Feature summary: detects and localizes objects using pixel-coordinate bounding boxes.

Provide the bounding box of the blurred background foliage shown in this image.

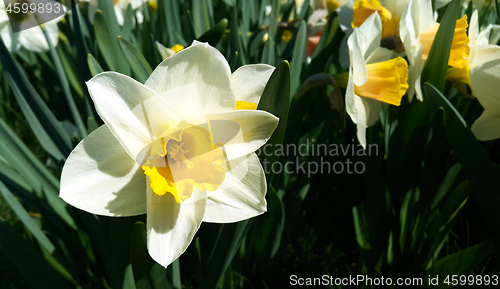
[1,0,500,288]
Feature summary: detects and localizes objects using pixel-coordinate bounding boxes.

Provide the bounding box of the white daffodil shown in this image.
[338,0,409,68]
[444,10,500,140]
[0,0,60,52]
[400,0,469,102]
[60,41,279,267]
[343,12,408,147]
[83,0,147,25]
[156,42,184,60]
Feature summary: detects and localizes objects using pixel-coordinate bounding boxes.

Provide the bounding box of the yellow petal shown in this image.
[354,57,409,106]
[236,101,258,110]
[420,15,470,69]
[446,65,472,92]
[327,0,341,13]
[352,0,398,38]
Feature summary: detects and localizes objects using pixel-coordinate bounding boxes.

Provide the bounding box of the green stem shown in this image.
[42,25,87,139]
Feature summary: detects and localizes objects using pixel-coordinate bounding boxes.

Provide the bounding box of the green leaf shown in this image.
[197,18,228,46]
[88,53,104,77]
[171,259,181,289]
[0,118,76,230]
[42,27,87,139]
[246,185,285,267]
[312,12,338,58]
[0,181,55,253]
[192,0,211,37]
[0,181,77,284]
[229,6,246,67]
[261,37,275,66]
[424,83,500,258]
[0,38,72,157]
[131,222,155,283]
[123,264,137,289]
[94,10,130,74]
[268,0,281,39]
[290,20,307,99]
[203,220,254,289]
[0,218,71,289]
[257,61,291,183]
[118,36,153,83]
[122,4,134,41]
[4,74,65,161]
[430,239,494,287]
[421,0,461,92]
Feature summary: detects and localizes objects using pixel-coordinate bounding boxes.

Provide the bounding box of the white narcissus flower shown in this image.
[83,0,147,25]
[400,0,469,102]
[0,0,60,52]
[445,10,500,141]
[60,41,279,267]
[156,42,185,60]
[344,12,409,148]
[338,0,409,68]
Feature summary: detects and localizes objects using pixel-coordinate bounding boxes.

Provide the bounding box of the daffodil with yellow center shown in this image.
[338,0,408,68]
[156,43,187,60]
[445,10,500,141]
[399,0,470,101]
[60,41,279,268]
[0,0,61,52]
[344,12,409,148]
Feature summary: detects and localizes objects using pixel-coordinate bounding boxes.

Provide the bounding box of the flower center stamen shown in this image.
[166,141,194,168]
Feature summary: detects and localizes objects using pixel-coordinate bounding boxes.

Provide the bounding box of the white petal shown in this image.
[364,98,382,127]
[348,13,382,86]
[60,125,147,216]
[470,59,500,114]
[230,64,275,104]
[418,0,434,33]
[469,45,500,68]
[471,111,500,141]
[114,5,124,26]
[147,185,207,268]
[0,23,21,52]
[203,110,279,161]
[86,72,178,164]
[18,26,49,52]
[399,2,424,102]
[348,29,368,86]
[203,153,267,223]
[145,42,235,115]
[345,67,369,148]
[129,0,146,9]
[381,0,410,19]
[156,41,175,60]
[356,12,382,60]
[365,47,395,64]
[469,10,479,46]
